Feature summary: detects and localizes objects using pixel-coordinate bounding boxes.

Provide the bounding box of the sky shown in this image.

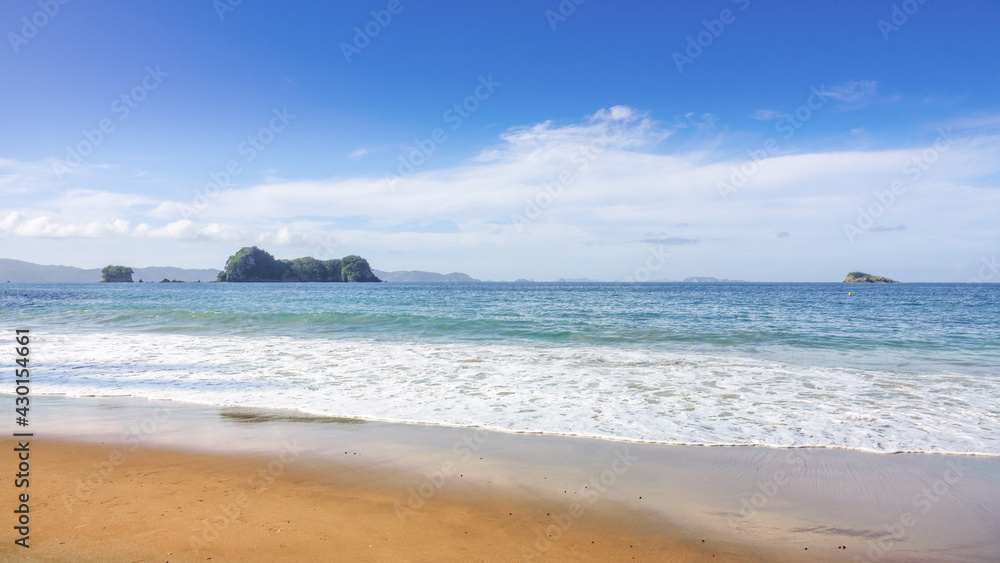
[1,0,998,282]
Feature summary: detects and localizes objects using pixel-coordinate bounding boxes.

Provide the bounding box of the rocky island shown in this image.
[843,271,899,283]
[100,265,134,283]
[216,246,381,283]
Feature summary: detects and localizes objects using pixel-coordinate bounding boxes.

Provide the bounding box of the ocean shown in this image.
[4,282,998,454]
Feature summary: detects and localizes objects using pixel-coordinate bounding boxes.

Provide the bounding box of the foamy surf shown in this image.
[32,331,1000,455]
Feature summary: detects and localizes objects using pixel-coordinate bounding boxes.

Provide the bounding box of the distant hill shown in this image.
[0,259,220,283]
[683,276,748,282]
[1,257,477,284]
[372,269,479,282]
[0,259,96,283]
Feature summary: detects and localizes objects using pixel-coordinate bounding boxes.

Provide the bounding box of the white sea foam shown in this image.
[33,331,1000,455]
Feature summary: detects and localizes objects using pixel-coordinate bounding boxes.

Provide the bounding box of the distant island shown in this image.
[216,247,380,282]
[372,269,479,283]
[101,265,134,283]
[843,271,899,283]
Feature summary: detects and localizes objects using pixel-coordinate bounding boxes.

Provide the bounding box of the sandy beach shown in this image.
[2,395,998,562]
[6,0,1000,560]
[3,439,748,563]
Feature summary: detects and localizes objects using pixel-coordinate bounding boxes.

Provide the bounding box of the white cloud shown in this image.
[486,105,663,157]
[116,115,996,267]
[3,107,999,280]
[0,211,24,231]
[5,216,133,239]
[592,105,639,121]
[0,213,326,247]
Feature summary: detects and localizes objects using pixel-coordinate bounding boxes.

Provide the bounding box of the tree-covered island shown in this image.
[100,265,134,283]
[216,246,381,283]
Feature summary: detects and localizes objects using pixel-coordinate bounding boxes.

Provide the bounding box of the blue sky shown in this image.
[1,0,998,281]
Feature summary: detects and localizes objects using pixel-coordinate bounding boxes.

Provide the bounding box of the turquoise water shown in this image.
[6,282,998,372]
[3,282,998,453]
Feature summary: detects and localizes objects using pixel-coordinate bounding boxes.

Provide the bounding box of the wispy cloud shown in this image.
[942,113,1000,132]
[820,80,878,111]
[348,147,373,161]
[679,112,718,130]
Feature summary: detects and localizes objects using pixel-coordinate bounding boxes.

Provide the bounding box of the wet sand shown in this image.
[2,395,998,562]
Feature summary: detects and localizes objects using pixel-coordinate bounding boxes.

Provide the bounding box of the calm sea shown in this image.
[4,282,998,454]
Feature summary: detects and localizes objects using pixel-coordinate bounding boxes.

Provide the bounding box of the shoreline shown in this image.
[3,395,998,561]
[19,392,1000,458]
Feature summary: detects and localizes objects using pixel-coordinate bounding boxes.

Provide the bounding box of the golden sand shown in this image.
[1,439,753,562]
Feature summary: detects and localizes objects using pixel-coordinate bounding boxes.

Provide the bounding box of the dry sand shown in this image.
[2,439,749,562]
